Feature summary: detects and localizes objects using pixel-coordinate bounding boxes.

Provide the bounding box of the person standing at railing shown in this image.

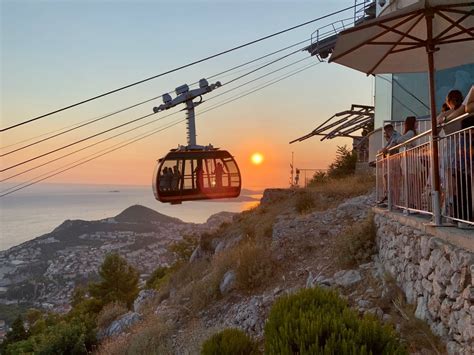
[377,124,401,204]
[437,90,465,127]
[394,116,418,209]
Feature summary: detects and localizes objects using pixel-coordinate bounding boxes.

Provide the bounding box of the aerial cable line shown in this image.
[1,55,313,181]
[0,96,161,157]
[1,47,308,171]
[0,110,181,183]
[1,40,309,155]
[0,61,319,198]
[0,4,355,132]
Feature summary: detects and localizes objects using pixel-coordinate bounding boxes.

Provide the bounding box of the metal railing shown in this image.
[376,113,474,226]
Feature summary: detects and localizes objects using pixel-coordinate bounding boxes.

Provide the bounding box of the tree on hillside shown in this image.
[0,316,29,353]
[89,253,139,309]
[327,145,357,178]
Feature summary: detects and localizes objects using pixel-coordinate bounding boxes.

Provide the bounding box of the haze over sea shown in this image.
[0,183,261,251]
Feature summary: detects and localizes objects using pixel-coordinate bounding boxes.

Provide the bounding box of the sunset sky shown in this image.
[1,0,372,190]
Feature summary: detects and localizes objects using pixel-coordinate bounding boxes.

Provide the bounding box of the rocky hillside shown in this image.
[0,206,235,311]
[97,179,447,354]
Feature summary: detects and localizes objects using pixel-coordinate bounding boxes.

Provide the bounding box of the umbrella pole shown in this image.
[426,12,442,226]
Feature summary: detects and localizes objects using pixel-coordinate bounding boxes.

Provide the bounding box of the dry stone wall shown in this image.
[374,212,473,355]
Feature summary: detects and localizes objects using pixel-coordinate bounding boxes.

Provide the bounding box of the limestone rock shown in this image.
[104,311,141,338]
[133,289,158,313]
[220,270,236,295]
[333,270,362,287]
[415,296,428,320]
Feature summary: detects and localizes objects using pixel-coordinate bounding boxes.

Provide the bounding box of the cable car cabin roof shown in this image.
[158,149,235,161]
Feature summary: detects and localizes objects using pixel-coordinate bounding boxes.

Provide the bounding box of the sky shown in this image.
[1,0,373,190]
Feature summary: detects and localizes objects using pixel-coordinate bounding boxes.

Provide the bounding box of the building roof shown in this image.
[290,104,374,144]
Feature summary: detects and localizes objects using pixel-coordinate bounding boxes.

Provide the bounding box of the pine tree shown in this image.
[89,253,139,309]
[0,315,29,353]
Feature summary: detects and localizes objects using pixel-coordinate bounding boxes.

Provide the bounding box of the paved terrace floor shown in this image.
[373,207,474,253]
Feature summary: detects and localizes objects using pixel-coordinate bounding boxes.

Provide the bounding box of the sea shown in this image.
[0,183,262,251]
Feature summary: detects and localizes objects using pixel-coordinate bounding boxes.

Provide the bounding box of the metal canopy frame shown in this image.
[289,104,374,144]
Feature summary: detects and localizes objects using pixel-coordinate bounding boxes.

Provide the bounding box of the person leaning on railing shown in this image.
[436,87,474,223]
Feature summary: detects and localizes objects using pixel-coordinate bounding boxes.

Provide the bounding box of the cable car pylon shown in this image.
[152,79,241,204]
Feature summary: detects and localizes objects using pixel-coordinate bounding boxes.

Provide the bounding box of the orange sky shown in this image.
[1,1,372,191]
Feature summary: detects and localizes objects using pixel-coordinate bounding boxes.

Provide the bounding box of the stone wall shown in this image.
[374,210,473,355]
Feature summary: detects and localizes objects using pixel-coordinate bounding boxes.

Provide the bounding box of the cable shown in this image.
[0,96,161,157]
[1,47,308,172]
[0,110,181,183]
[1,55,313,181]
[1,38,310,152]
[0,60,319,197]
[0,4,355,132]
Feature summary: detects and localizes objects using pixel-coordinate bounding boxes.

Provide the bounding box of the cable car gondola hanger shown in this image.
[152,79,242,204]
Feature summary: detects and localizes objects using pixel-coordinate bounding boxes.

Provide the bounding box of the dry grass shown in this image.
[335,212,377,268]
[371,274,446,354]
[307,173,375,203]
[96,315,173,355]
[97,302,128,331]
[294,191,316,214]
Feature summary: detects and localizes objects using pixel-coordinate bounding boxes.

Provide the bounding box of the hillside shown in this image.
[96,176,445,354]
[0,205,234,311]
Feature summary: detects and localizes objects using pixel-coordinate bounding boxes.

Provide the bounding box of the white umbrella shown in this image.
[329,0,474,224]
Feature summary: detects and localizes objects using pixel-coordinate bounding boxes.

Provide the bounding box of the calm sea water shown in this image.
[0,184,261,251]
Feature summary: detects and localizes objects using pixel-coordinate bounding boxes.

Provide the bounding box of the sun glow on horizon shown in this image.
[250,152,264,165]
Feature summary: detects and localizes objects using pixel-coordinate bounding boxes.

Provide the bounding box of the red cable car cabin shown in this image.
[153,149,241,204]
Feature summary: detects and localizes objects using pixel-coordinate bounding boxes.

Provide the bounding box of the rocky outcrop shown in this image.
[103,312,141,338]
[133,289,158,313]
[375,212,473,355]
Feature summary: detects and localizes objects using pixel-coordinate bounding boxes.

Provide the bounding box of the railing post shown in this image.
[387,155,392,211]
[403,148,409,213]
[430,136,442,225]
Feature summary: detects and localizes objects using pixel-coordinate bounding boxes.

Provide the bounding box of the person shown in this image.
[437,89,465,126]
[171,165,181,191]
[379,124,401,155]
[159,167,168,191]
[396,116,418,209]
[377,124,401,204]
[213,162,224,188]
[164,167,173,191]
[194,163,204,191]
[394,116,417,147]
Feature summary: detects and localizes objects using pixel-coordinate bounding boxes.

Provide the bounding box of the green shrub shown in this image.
[169,235,199,262]
[336,212,377,267]
[265,287,406,355]
[201,328,257,355]
[295,192,315,214]
[146,266,170,290]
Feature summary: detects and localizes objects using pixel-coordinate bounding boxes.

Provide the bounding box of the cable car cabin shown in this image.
[153,149,241,204]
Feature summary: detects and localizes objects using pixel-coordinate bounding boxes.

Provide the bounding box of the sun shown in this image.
[250,152,264,165]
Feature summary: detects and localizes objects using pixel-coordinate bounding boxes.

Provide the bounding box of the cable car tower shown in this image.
[152,79,242,204]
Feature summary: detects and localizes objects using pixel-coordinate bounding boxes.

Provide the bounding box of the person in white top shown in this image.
[394,116,417,148]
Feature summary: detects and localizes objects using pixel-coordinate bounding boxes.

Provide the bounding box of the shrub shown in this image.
[295,192,315,214]
[336,212,377,267]
[169,235,199,262]
[146,266,170,290]
[265,287,406,355]
[96,315,172,355]
[97,302,128,331]
[201,328,258,355]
